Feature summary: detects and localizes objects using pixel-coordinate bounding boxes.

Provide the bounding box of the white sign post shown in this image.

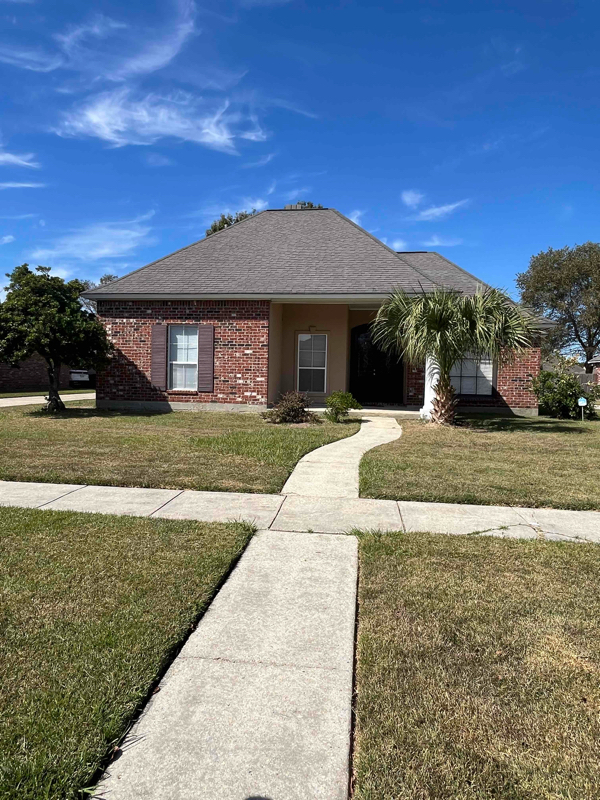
[578,396,588,421]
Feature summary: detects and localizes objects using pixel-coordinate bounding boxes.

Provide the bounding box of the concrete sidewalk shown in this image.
[0,392,95,408]
[94,530,357,799]
[1,480,598,541]
[281,415,401,498]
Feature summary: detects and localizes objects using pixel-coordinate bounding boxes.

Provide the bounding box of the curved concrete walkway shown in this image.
[0,392,96,408]
[281,415,401,498]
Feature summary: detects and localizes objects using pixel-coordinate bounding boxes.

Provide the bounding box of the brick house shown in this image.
[0,353,70,393]
[82,207,544,416]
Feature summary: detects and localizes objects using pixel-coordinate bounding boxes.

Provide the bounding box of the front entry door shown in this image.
[349,323,403,405]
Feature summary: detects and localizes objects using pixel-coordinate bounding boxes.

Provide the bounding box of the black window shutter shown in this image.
[197,325,214,393]
[151,325,168,390]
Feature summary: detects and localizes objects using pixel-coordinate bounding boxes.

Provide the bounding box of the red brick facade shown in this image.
[405,362,425,405]
[0,353,70,393]
[402,348,542,410]
[96,299,270,405]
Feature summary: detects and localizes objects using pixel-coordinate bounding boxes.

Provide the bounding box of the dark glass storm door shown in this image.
[349,323,403,405]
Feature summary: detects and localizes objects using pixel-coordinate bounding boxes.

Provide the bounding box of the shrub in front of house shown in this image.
[531,368,600,419]
[263,391,319,424]
[323,391,362,423]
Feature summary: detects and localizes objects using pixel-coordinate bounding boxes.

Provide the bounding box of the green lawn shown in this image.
[0,388,94,399]
[0,403,359,493]
[360,415,600,510]
[0,506,253,800]
[354,531,600,800]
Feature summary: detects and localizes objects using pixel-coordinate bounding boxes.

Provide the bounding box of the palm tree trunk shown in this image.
[430,373,458,425]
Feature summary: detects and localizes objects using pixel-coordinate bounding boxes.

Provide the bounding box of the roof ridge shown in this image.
[83,209,269,296]
[328,209,442,289]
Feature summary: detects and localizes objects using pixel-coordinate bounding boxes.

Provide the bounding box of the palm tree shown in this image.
[372,288,536,425]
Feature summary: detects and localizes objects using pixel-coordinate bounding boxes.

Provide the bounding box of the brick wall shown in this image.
[0,353,70,393]
[401,347,541,410]
[405,362,425,405]
[96,300,270,405]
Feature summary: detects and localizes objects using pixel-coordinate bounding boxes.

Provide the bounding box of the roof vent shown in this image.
[283,203,327,210]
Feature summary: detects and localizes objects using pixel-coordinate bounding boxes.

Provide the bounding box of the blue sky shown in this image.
[0,0,598,296]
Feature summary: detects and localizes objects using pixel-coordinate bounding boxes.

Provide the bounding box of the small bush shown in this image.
[323,391,362,423]
[263,391,319,424]
[531,368,600,419]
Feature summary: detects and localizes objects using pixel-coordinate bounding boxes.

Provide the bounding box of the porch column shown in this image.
[420,357,439,420]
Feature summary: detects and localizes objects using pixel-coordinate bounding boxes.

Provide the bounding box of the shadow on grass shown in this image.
[26,407,171,420]
[457,414,594,435]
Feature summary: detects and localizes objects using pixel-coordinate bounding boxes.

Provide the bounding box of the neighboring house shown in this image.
[0,353,70,393]
[589,356,600,384]
[82,206,544,416]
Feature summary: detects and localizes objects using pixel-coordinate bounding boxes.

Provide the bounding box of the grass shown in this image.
[0,388,94,399]
[0,403,359,494]
[0,506,253,800]
[353,530,600,800]
[360,415,600,510]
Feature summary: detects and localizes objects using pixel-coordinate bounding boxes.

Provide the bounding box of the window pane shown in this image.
[298,369,311,391]
[184,364,197,390]
[312,351,326,368]
[311,369,325,392]
[449,362,461,378]
[312,335,326,352]
[299,350,313,367]
[461,377,477,394]
[450,377,461,394]
[298,334,312,351]
[462,359,477,376]
[170,363,184,389]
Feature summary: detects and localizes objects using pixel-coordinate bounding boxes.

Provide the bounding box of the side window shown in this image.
[169,325,198,390]
[298,334,327,393]
[450,355,493,395]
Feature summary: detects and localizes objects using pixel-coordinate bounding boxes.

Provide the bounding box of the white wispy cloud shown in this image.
[31,211,155,261]
[421,234,463,247]
[241,196,268,211]
[55,89,266,153]
[0,182,46,189]
[2,1,196,82]
[242,152,275,168]
[53,1,196,82]
[0,149,40,168]
[0,44,63,72]
[282,186,311,202]
[347,209,364,225]
[392,238,408,250]
[1,235,15,244]
[0,213,36,219]
[144,152,175,167]
[409,199,469,221]
[266,180,276,195]
[401,189,424,208]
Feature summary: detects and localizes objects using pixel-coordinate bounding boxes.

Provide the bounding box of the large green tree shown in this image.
[205,209,257,237]
[516,242,600,372]
[0,265,113,412]
[372,288,536,425]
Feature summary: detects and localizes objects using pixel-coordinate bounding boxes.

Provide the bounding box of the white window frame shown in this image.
[297,333,328,394]
[168,325,199,391]
[450,354,495,396]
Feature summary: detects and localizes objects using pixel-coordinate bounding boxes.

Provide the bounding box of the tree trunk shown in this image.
[45,361,65,413]
[430,373,458,425]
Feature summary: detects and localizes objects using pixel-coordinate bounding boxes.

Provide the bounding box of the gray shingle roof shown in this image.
[82,209,482,298]
[395,251,490,294]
